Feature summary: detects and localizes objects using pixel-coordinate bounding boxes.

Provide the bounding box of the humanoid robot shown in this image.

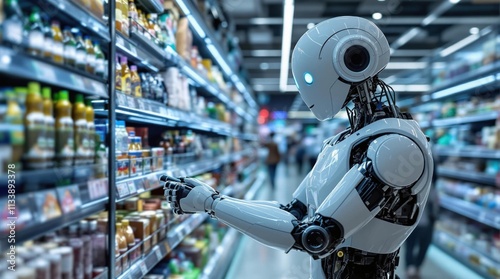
[163,16,433,279]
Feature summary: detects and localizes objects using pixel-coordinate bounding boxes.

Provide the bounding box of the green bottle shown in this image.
[63,27,77,67]
[26,7,44,56]
[93,41,105,78]
[55,90,74,166]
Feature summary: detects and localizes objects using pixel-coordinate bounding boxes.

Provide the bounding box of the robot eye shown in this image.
[344,45,370,72]
[304,72,314,85]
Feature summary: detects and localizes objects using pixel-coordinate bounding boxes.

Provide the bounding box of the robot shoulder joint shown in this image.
[367,134,425,188]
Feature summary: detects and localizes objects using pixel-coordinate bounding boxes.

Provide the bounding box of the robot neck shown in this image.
[345,77,402,133]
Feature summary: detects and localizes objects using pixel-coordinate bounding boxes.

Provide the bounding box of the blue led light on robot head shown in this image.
[304,72,313,85]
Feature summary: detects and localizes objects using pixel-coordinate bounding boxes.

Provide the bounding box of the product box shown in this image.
[151,147,165,171]
[127,218,151,254]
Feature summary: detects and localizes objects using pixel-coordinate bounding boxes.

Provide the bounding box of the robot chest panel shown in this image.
[305,141,351,211]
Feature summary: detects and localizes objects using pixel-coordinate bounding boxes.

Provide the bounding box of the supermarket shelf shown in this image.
[199,229,241,279]
[432,111,498,127]
[435,230,500,265]
[115,149,255,201]
[136,0,164,13]
[429,60,500,101]
[117,168,264,279]
[174,0,258,113]
[200,172,265,279]
[107,92,256,138]
[437,167,497,186]
[439,194,500,229]
[117,214,208,279]
[11,197,108,251]
[44,0,110,42]
[116,33,165,72]
[0,46,108,98]
[93,269,108,279]
[435,146,500,159]
[434,233,499,279]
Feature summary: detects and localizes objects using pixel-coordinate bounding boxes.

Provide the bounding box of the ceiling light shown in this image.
[378,0,385,1]
[372,12,383,20]
[306,22,315,29]
[279,0,295,92]
[440,33,480,57]
[260,63,270,70]
[469,27,479,35]
[449,0,460,3]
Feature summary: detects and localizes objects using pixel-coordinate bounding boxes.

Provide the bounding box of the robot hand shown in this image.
[161,176,219,215]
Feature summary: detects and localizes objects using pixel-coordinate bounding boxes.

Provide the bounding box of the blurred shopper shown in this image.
[405,154,439,279]
[263,132,281,190]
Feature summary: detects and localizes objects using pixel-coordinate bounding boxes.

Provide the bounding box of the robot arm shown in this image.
[163,134,424,259]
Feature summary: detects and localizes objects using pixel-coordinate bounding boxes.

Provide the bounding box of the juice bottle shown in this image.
[129,0,138,32]
[84,37,96,74]
[26,7,44,56]
[115,0,123,35]
[55,90,74,166]
[42,19,53,60]
[74,32,87,71]
[42,87,55,167]
[51,20,64,64]
[116,222,128,254]
[115,56,122,92]
[120,0,129,36]
[2,0,24,47]
[85,99,95,164]
[120,56,131,95]
[5,90,24,169]
[121,220,135,248]
[130,65,142,97]
[63,27,77,67]
[73,94,87,165]
[24,82,46,169]
[94,41,105,78]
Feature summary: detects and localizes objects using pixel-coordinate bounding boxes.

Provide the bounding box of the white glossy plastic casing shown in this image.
[291,16,390,120]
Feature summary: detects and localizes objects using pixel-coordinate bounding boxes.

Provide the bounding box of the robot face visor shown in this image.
[343,45,370,73]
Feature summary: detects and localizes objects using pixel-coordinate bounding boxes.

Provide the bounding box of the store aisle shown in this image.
[225,164,485,279]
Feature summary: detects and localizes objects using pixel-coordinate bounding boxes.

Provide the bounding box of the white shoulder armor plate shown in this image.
[367,134,425,187]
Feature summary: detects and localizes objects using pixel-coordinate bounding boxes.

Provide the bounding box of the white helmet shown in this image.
[291,16,390,121]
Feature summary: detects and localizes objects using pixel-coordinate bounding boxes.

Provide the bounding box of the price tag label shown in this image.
[154,246,163,260]
[159,107,167,115]
[139,262,148,275]
[33,61,57,82]
[138,99,146,111]
[116,36,125,48]
[164,242,171,253]
[127,96,136,108]
[127,181,137,194]
[70,74,84,88]
[116,182,130,197]
[129,45,138,57]
[117,93,126,106]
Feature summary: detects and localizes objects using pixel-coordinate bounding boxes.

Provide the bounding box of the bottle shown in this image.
[84,37,96,74]
[115,56,122,92]
[146,14,156,38]
[79,220,93,279]
[120,0,129,36]
[24,82,46,170]
[2,0,24,47]
[89,220,106,268]
[115,0,123,35]
[42,87,55,168]
[51,21,64,64]
[121,219,135,248]
[116,223,128,254]
[85,100,95,164]
[63,28,77,67]
[140,72,150,99]
[5,90,24,169]
[130,65,142,97]
[120,56,131,95]
[26,7,44,56]
[68,225,84,279]
[42,18,53,60]
[129,0,138,33]
[73,94,87,165]
[55,90,74,167]
[93,42,105,78]
[74,32,87,71]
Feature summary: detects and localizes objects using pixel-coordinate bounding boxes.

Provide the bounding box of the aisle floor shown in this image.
[225,164,485,279]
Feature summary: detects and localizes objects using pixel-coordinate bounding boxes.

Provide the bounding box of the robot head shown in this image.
[291,16,390,121]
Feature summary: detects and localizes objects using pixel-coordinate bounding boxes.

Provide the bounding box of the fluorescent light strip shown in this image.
[207,44,233,76]
[279,0,294,92]
[440,34,481,57]
[187,15,206,38]
[176,0,191,15]
[385,62,427,70]
[182,65,207,86]
[432,75,496,99]
[390,84,431,92]
[391,27,421,50]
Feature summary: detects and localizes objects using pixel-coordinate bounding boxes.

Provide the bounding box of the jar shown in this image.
[28,259,50,279]
[50,247,73,279]
[46,251,62,279]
